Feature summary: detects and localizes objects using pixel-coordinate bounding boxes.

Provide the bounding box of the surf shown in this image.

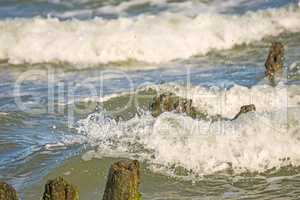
[0,5,300,66]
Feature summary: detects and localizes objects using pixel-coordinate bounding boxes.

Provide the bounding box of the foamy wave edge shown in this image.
[0,6,300,66]
[76,83,300,176]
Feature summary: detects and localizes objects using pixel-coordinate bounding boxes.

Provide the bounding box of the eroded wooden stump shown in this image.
[150,92,208,119]
[0,181,18,200]
[265,42,284,82]
[43,177,79,200]
[103,160,141,200]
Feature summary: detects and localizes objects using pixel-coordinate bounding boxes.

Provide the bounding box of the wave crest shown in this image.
[1,6,300,66]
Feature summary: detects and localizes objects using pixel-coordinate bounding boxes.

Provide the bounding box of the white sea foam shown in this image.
[76,83,300,176]
[148,83,300,118]
[0,6,300,66]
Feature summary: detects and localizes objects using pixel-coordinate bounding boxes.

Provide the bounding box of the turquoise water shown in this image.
[1,0,300,199]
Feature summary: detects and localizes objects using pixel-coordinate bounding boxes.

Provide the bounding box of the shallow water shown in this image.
[1,0,300,199]
[22,156,300,200]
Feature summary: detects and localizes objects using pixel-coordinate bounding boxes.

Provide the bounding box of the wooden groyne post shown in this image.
[0,181,18,200]
[265,42,284,83]
[103,160,141,200]
[1,159,141,200]
[42,177,79,200]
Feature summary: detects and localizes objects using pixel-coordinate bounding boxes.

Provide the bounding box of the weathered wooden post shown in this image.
[150,92,206,120]
[42,177,79,200]
[103,160,141,200]
[0,181,18,200]
[265,42,284,82]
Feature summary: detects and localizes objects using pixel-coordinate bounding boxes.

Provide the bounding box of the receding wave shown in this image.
[0,6,300,67]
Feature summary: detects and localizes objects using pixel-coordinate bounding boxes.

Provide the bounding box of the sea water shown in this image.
[1,0,300,199]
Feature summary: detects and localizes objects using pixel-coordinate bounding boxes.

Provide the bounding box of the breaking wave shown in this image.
[0,5,300,66]
[75,83,300,177]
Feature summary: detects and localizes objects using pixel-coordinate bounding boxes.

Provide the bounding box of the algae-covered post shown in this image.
[265,42,284,82]
[150,92,207,120]
[103,160,141,200]
[150,92,258,121]
[42,177,79,200]
[0,181,19,200]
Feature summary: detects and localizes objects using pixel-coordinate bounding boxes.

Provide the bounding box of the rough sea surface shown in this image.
[1,0,300,199]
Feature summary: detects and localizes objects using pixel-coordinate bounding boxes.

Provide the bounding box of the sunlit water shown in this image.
[1,0,300,199]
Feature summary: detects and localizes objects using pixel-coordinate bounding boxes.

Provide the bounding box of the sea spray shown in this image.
[76,83,300,177]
